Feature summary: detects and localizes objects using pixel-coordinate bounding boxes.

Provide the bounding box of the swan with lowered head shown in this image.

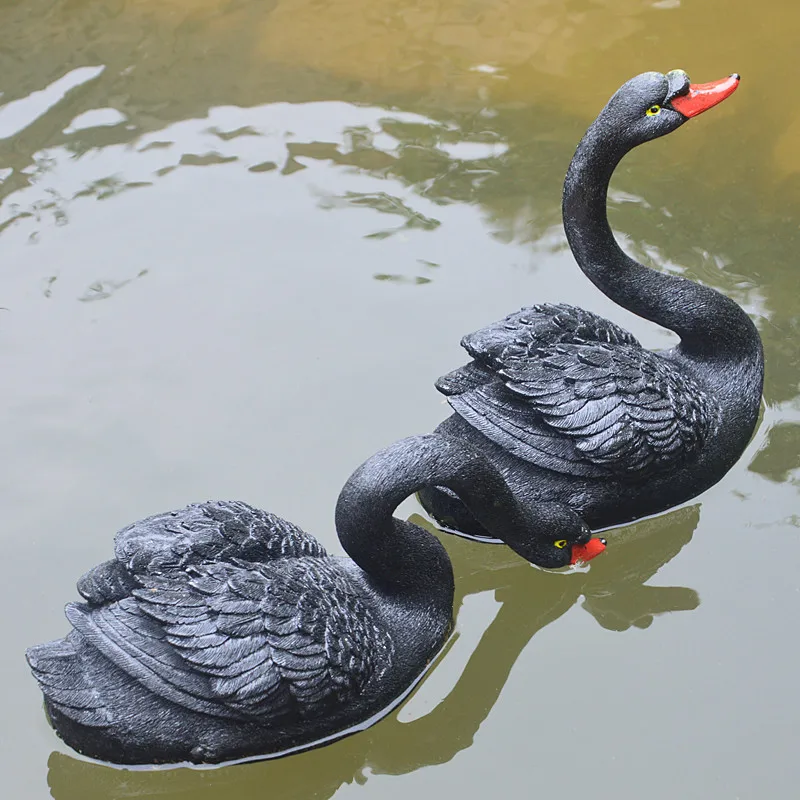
[26,434,605,766]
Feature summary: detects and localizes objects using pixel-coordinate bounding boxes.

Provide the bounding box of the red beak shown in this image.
[670,74,740,119]
[570,537,606,565]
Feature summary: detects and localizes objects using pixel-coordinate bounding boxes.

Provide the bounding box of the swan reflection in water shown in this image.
[45,503,699,800]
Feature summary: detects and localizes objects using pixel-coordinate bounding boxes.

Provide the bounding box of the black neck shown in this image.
[562,122,760,362]
[335,435,534,595]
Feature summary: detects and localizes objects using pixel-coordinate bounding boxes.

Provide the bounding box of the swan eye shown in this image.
[646,104,662,117]
[554,539,568,549]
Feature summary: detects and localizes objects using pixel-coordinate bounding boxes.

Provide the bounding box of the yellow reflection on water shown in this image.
[3,0,800,180]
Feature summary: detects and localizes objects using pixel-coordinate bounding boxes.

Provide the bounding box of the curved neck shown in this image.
[562,123,760,362]
[335,435,533,595]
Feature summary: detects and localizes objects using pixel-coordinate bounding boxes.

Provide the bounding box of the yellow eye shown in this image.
[646,105,662,116]
[554,539,568,549]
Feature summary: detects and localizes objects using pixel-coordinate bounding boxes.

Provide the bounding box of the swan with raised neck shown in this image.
[420,70,764,539]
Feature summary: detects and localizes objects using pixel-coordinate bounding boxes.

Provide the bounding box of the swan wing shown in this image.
[115,501,328,571]
[435,361,496,397]
[77,501,326,605]
[448,342,718,478]
[465,303,640,368]
[67,559,393,723]
[436,304,640,396]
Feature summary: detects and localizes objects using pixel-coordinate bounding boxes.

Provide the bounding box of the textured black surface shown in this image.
[77,501,326,605]
[28,434,592,765]
[446,339,717,478]
[422,71,764,535]
[71,559,392,722]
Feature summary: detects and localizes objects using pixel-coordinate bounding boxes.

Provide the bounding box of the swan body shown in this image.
[419,70,764,538]
[27,435,604,766]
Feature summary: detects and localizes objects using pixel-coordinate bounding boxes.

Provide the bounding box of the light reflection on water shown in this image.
[1,0,799,798]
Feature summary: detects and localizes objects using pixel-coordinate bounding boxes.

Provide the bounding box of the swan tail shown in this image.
[26,631,113,728]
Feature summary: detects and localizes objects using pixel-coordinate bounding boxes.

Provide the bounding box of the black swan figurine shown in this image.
[26,434,605,766]
[419,70,764,540]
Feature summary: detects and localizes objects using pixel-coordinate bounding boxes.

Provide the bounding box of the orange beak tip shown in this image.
[670,73,740,119]
[570,537,607,565]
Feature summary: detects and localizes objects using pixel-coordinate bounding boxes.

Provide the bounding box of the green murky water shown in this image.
[2,1,798,798]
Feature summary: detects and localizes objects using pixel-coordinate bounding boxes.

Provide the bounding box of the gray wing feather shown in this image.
[115,500,327,572]
[462,303,640,368]
[26,633,114,728]
[66,599,244,719]
[78,501,326,605]
[448,342,717,479]
[68,559,393,723]
[436,303,640,397]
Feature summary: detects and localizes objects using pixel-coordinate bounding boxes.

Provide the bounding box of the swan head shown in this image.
[505,502,606,569]
[594,70,740,150]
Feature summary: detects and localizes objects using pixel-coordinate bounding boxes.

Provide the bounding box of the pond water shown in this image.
[1,1,798,798]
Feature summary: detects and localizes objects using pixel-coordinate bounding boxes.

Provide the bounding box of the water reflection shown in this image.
[749,419,800,487]
[46,504,699,799]
[2,82,795,403]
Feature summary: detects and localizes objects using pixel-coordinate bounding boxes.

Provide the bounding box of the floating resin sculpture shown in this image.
[420,71,763,539]
[27,434,604,765]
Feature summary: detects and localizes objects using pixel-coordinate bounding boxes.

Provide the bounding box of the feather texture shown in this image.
[77,500,327,605]
[41,557,394,727]
[439,305,718,479]
[26,633,113,729]
[35,502,395,731]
